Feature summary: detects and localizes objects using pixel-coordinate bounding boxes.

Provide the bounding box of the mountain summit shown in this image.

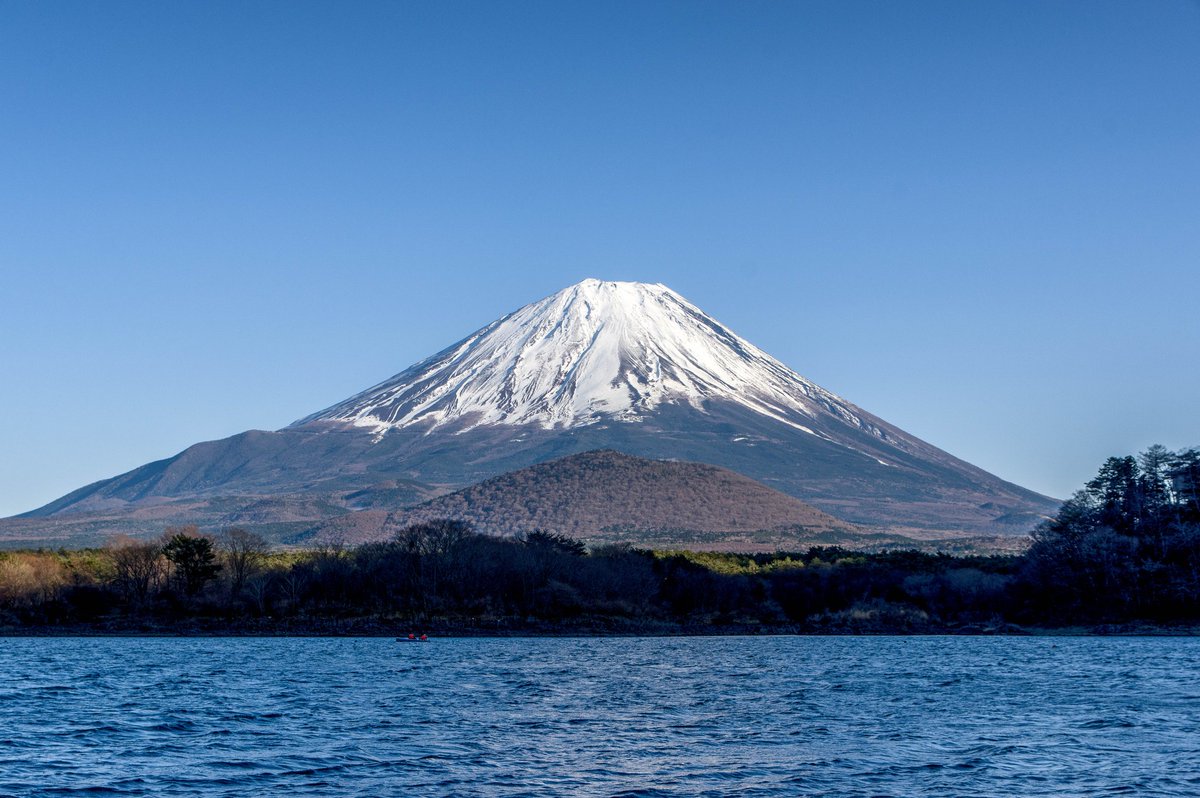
[10,278,1059,544]
[298,279,884,444]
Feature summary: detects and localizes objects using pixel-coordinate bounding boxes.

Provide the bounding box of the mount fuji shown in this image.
[7,279,1057,546]
[298,279,888,439]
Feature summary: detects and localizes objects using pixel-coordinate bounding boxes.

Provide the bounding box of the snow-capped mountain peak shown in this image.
[15,278,1060,540]
[295,278,884,440]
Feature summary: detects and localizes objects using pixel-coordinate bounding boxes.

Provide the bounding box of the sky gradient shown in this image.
[2,1,1199,517]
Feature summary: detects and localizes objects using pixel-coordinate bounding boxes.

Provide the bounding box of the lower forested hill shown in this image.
[375,450,861,549]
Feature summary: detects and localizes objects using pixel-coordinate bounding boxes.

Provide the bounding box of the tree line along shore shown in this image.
[1,446,1198,636]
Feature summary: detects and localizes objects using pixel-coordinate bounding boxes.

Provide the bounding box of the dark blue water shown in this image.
[1,636,1198,797]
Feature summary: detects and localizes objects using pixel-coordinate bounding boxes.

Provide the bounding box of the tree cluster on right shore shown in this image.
[1023,445,1200,623]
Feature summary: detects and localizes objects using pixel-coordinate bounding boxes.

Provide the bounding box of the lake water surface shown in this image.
[1,636,1198,796]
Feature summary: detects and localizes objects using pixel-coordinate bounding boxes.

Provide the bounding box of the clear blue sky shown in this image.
[2,1,1198,517]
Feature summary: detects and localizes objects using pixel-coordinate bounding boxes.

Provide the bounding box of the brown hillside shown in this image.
[373,450,859,549]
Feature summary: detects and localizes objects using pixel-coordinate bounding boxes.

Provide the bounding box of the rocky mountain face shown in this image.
[6,279,1058,546]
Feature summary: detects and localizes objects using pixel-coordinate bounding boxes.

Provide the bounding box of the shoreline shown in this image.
[4,619,1199,638]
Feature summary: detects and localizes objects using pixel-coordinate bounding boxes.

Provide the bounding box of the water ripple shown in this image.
[0,636,1198,796]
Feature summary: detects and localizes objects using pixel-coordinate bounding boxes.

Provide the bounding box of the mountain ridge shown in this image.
[5,278,1059,543]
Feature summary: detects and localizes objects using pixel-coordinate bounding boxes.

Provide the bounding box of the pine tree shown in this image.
[162,531,222,596]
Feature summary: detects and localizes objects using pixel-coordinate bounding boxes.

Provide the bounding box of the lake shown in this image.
[1,636,1198,796]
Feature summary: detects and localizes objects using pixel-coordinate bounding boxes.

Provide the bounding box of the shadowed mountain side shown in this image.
[0,450,1036,555]
[0,485,447,549]
[14,400,1057,537]
[346,450,862,549]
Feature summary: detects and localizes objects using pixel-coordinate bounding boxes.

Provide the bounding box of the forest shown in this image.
[1,446,1198,635]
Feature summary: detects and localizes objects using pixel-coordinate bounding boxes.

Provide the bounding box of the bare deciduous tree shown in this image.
[281,569,308,610]
[244,572,274,615]
[106,535,164,605]
[220,527,269,599]
[0,553,68,607]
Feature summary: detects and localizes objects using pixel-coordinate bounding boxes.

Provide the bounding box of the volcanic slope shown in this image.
[10,279,1058,542]
[357,450,864,551]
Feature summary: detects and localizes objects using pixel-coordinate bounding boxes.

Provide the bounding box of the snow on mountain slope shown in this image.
[6,277,1060,543]
[296,279,890,448]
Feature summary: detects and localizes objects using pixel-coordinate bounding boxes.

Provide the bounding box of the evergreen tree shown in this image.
[1085,455,1141,536]
[1170,448,1200,518]
[162,532,222,596]
[1025,446,1200,621]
